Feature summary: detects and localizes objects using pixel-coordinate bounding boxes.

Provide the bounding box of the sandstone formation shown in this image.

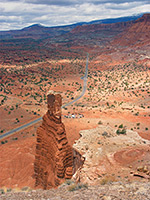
[73,125,150,185]
[71,20,134,34]
[34,91,74,189]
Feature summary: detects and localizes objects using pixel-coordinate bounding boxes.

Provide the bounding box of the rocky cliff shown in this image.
[71,21,134,34]
[34,91,75,189]
[112,14,150,47]
[73,125,150,185]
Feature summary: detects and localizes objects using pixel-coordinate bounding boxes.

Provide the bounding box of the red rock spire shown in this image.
[34,91,73,189]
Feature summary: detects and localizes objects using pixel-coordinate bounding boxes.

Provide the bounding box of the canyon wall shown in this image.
[34,91,74,189]
[112,14,150,47]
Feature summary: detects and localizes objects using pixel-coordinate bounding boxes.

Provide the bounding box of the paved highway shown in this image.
[0,53,89,140]
[0,117,42,140]
[62,53,89,108]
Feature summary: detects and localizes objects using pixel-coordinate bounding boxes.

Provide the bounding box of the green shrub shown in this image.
[0,189,5,194]
[1,141,5,144]
[68,183,88,191]
[135,112,139,116]
[116,128,126,135]
[118,124,123,128]
[65,179,74,185]
[21,186,30,191]
[12,137,18,140]
[7,188,12,192]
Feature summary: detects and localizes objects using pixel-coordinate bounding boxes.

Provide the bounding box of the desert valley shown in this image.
[0,13,150,199]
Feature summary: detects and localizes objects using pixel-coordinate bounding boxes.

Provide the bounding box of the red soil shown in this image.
[114,147,146,165]
[0,137,35,189]
[138,132,150,141]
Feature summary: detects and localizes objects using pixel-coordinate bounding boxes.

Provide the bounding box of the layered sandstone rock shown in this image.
[73,125,150,185]
[34,91,74,189]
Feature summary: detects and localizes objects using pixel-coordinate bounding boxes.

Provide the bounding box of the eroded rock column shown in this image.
[34,91,73,189]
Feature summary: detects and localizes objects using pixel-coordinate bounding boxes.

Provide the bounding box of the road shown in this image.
[0,117,42,140]
[62,53,89,108]
[0,53,89,140]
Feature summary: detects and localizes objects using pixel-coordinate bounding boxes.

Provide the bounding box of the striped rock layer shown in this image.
[34,92,74,189]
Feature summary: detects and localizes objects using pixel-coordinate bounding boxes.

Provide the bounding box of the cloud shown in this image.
[25,0,76,6]
[105,1,144,10]
[17,0,150,6]
[0,0,150,30]
[1,0,150,6]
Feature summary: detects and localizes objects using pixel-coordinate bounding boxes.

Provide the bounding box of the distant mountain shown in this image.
[21,24,45,31]
[0,13,145,40]
[0,24,79,40]
[84,14,143,25]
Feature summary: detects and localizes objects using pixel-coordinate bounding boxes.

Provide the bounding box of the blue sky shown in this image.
[0,0,150,30]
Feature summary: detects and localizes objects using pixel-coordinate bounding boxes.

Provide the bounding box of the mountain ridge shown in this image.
[0,13,146,40]
[0,13,149,65]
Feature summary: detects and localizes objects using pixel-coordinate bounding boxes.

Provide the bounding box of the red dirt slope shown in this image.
[0,137,35,189]
[112,14,150,47]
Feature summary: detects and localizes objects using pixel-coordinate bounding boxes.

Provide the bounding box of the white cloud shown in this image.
[0,15,22,21]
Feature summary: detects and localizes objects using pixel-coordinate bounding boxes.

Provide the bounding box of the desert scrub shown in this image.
[64,179,75,185]
[98,120,103,125]
[118,124,123,128]
[0,188,12,194]
[99,175,117,185]
[68,183,88,191]
[116,124,126,135]
[116,128,126,135]
[0,189,5,194]
[21,186,31,192]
